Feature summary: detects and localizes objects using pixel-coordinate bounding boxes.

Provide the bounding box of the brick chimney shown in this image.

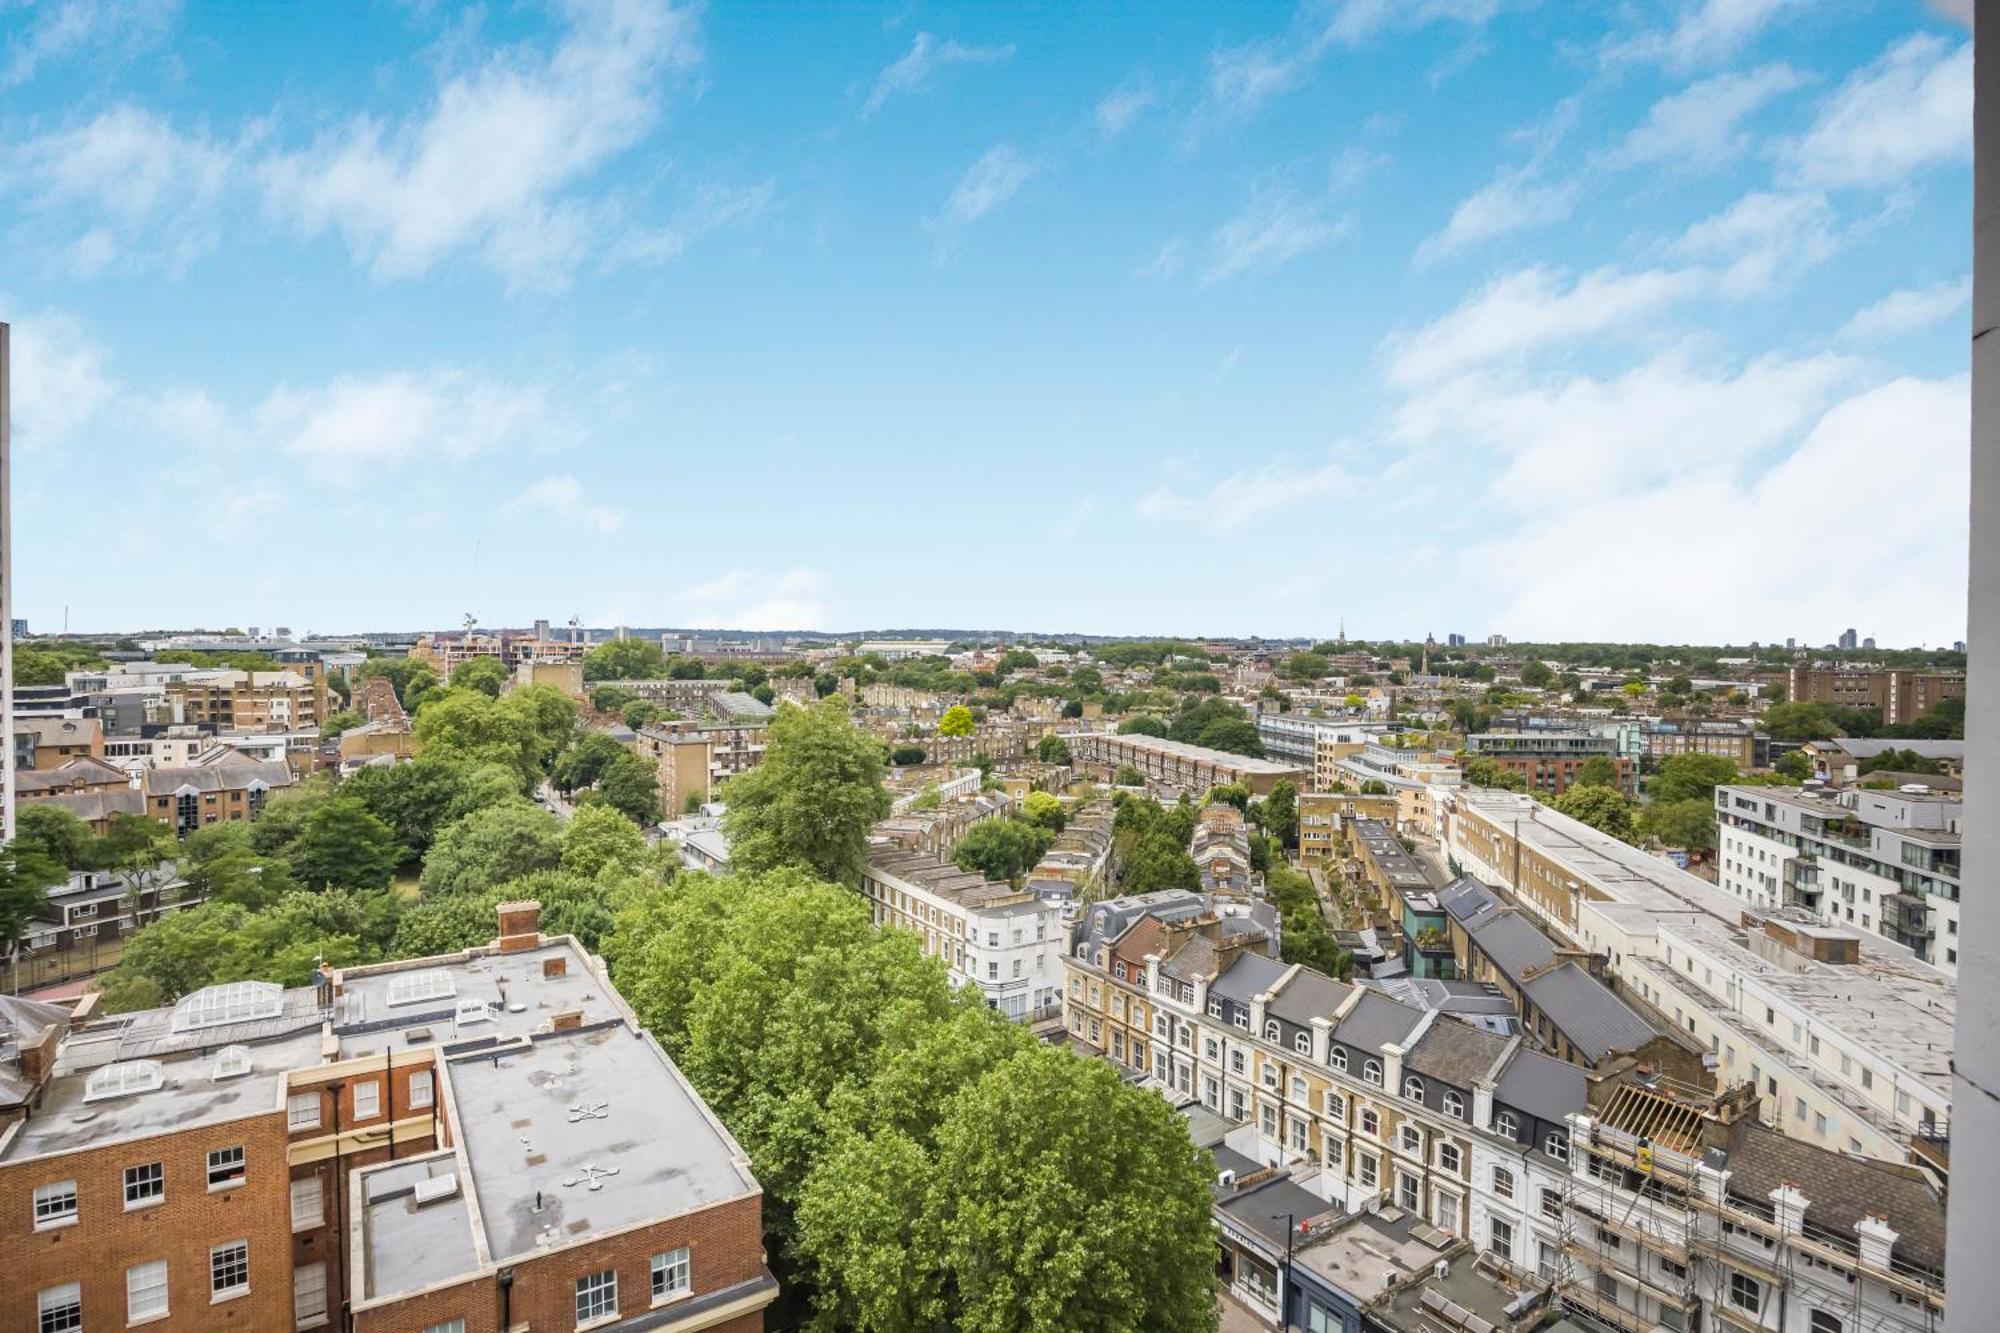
[496,900,542,953]
[550,1009,583,1032]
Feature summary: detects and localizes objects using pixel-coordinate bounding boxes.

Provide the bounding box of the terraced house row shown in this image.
[1062,891,1947,1333]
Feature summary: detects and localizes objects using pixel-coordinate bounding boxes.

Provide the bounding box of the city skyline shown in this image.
[2,0,1975,641]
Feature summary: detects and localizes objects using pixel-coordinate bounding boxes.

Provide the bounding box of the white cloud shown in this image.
[1602,0,1804,72]
[1672,189,1838,294]
[1383,264,1704,389]
[862,31,1014,118]
[610,180,776,265]
[1137,453,1351,532]
[1202,0,1504,120]
[9,104,238,275]
[1415,169,1576,265]
[1470,376,1968,642]
[1095,79,1157,140]
[256,371,560,485]
[3,0,179,87]
[259,0,702,287]
[1202,188,1351,284]
[1395,350,1858,511]
[1604,63,1807,170]
[936,144,1037,226]
[1839,277,1971,343]
[501,474,622,533]
[1787,34,1970,189]
[145,386,231,447]
[7,310,116,447]
[1138,236,1189,280]
[677,568,832,630]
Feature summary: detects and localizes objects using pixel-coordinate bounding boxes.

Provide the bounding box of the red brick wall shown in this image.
[0,1110,293,1332]
[352,1192,767,1332]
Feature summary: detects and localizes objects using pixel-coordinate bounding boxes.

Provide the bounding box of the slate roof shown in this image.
[1521,963,1660,1061]
[1268,969,1352,1027]
[1405,1015,1509,1090]
[144,754,295,796]
[1724,1120,1946,1274]
[1333,990,1426,1052]
[30,789,146,822]
[1209,952,1290,1004]
[1437,876,1504,926]
[1467,910,1557,975]
[1492,1047,1588,1127]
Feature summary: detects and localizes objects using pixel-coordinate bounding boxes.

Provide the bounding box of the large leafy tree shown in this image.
[951,818,1053,885]
[16,804,93,870]
[345,755,517,862]
[1646,753,1739,803]
[1639,799,1719,852]
[560,803,652,878]
[289,798,403,891]
[582,638,667,682]
[1255,780,1298,847]
[419,800,564,898]
[1551,784,1638,842]
[938,705,976,738]
[722,699,892,885]
[1573,755,1621,788]
[1168,697,1263,757]
[596,749,662,825]
[450,655,510,698]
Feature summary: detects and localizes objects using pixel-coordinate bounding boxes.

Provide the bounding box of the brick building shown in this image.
[1783,665,1965,727]
[0,903,775,1333]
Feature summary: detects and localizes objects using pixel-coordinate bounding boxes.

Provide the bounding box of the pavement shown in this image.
[1217,1293,1277,1333]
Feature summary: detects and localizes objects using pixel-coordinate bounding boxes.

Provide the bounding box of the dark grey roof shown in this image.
[1209,952,1290,1004]
[1467,910,1556,976]
[31,789,145,821]
[1268,969,1351,1026]
[1492,1047,1588,1127]
[1215,1173,1334,1253]
[1521,963,1660,1061]
[1332,990,1425,1052]
[1405,1015,1509,1090]
[1724,1120,1946,1273]
[1821,738,1964,762]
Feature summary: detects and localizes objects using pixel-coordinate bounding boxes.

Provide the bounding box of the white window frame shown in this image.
[1404,1075,1425,1103]
[37,1283,82,1333]
[127,1260,169,1322]
[287,1091,321,1131]
[409,1069,435,1110]
[33,1180,78,1230]
[291,1175,324,1230]
[210,1239,251,1301]
[125,1160,165,1209]
[352,1079,380,1120]
[423,1322,468,1333]
[651,1247,691,1303]
[576,1268,619,1325]
[207,1144,247,1190]
[293,1260,327,1328]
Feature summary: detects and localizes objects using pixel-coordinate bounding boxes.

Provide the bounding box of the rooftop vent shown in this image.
[412,1172,460,1206]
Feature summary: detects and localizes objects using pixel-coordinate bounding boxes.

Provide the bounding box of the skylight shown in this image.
[84,1059,165,1102]
[211,1045,252,1080]
[170,981,284,1033]
[386,969,457,1008]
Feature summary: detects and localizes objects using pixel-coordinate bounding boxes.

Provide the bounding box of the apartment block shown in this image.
[1067,732,1306,797]
[1296,790,1400,868]
[1642,719,1766,769]
[1464,732,1636,797]
[1191,804,1254,894]
[1784,665,1964,726]
[167,669,330,733]
[1252,714,1379,773]
[141,750,296,835]
[859,848,1065,1020]
[1715,782,1962,970]
[13,716,105,771]
[0,902,776,1333]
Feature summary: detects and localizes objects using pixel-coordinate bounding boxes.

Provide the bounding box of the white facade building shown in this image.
[860,847,1064,1020]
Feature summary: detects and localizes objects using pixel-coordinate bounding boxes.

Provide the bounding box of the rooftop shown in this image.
[1293,1206,1451,1304]
[1080,730,1305,775]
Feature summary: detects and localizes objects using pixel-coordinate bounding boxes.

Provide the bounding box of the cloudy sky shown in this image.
[2,0,1973,643]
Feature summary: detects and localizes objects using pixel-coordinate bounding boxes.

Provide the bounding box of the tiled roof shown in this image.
[1724,1120,1946,1273]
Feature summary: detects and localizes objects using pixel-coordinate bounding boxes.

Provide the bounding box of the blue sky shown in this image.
[1,0,1974,643]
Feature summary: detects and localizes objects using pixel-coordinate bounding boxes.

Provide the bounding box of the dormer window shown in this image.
[1264,1020,1280,1041]
[1403,1075,1425,1103]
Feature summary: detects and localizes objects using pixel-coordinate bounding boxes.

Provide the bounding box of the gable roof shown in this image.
[1333,990,1425,1053]
[1492,1047,1587,1127]
[1724,1120,1945,1274]
[1405,1015,1509,1089]
[1209,952,1290,1005]
[1520,963,1660,1062]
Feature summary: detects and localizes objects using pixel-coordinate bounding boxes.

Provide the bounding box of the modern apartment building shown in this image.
[1296,789,1400,868]
[1784,666,1965,727]
[1642,719,1766,769]
[410,631,587,673]
[1252,714,1380,773]
[13,716,104,771]
[1066,732,1307,796]
[858,847,1065,1020]
[0,901,777,1333]
[1715,782,1962,970]
[1464,732,1636,797]
[167,669,330,733]
[1441,787,1956,1167]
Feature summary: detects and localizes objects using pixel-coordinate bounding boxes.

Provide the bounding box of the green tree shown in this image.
[420,800,564,897]
[591,684,638,714]
[1121,831,1199,894]
[1021,791,1066,834]
[355,657,441,711]
[561,803,652,878]
[1760,701,1837,742]
[344,755,512,861]
[177,823,290,909]
[939,705,976,738]
[1115,714,1168,737]
[16,804,93,870]
[1774,750,1812,781]
[1461,755,1527,791]
[722,699,893,886]
[622,699,663,730]
[1647,753,1740,803]
[95,813,178,925]
[290,798,402,890]
[1256,780,1298,848]
[1033,733,1072,765]
[1113,764,1146,787]
[1266,863,1348,979]
[450,655,510,698]
[0,839,63,971]
[320,709,365,742]
[1168,698,1263,757]
[1639,798,1718,851]
[1573,755,1621,789]
[890,744,927,766]
[1551,785,1638,841]
[1519,659,1554,688]
[596,749,662,825]
[952,819,1054,885]
[582,638,667,682]
[1280,652,1329,680]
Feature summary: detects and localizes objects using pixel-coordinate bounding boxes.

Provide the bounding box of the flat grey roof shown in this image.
[446,1023,758,1265]
[334,940,618,1059]
[1081,731,1305,776]
[1293,1206,1440,1300]
[359,1153,481,1301]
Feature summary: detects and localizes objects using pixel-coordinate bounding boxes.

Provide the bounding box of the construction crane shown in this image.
[569,614,582,647]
